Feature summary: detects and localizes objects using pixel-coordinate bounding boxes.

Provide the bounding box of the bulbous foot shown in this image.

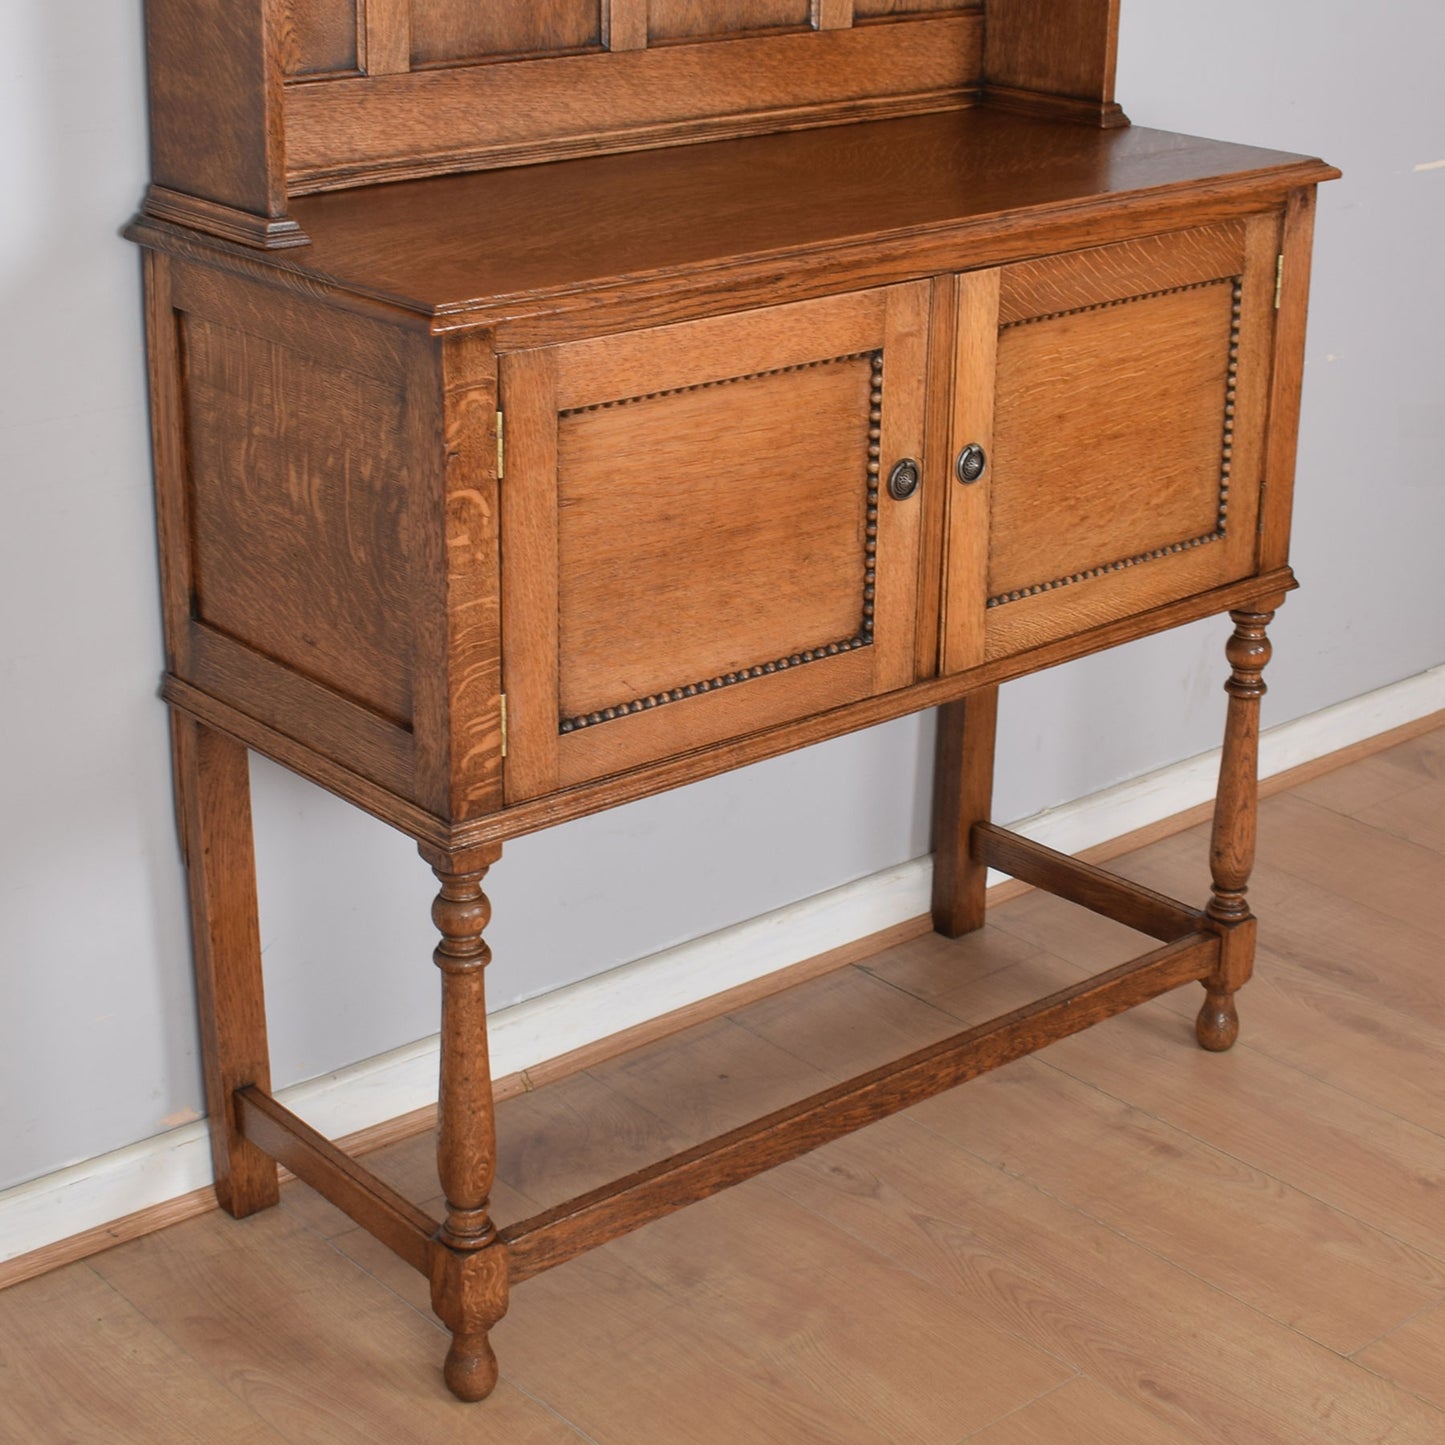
[443,1331,499,1402]
[1196,990,1239,1052]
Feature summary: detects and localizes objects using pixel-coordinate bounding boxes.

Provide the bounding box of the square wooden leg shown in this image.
[172,713,280,1217]
[931,687,1000,938]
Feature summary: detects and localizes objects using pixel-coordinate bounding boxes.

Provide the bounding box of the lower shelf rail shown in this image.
[500,929,1219,1282]
[236,929,1220,1290]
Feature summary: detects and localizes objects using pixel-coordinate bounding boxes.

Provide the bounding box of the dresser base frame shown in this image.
[175,603,1279,1401]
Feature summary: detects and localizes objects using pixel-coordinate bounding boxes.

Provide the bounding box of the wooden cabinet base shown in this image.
[194,593,1273,1400]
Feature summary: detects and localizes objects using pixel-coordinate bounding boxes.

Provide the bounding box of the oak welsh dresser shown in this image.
[129,0,1339,1401]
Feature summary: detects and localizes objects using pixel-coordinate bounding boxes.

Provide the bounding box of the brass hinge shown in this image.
[499,693,508,758]
[1274,254,1284,310]
[496,410,505,480]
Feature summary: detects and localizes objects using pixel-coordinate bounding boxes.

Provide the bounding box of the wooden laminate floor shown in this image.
[3,726,1443,1442]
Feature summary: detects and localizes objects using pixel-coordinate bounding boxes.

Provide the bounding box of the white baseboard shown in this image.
[3,663,1440,1270]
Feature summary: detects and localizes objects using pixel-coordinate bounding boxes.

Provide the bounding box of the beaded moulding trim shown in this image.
[987,277,1244,610]
[558,350,884,736]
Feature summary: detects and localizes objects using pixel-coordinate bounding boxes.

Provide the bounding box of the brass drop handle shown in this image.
[887,457,921,501]
[955,443,987,484]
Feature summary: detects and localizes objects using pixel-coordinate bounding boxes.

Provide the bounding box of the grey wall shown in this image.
[3,0,1442,1193]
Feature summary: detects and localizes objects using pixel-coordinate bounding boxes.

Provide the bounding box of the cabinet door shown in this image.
[501,285,928,799]
[942,218,1280,670]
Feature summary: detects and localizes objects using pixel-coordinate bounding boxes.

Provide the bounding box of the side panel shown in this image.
[153,259,454,809]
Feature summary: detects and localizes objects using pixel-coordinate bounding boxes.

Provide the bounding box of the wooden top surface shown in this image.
[196,109,1337,321]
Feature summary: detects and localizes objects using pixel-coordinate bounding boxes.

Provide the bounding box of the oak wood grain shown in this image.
[361,0,411,74]
[649,0,812,40]
[144,0,297,241]
[428,854,510,1400]
[813,0,853,28]
[286,16,982,191]
[432,331,504,822]
[857,0,976,13]
[1197,607,1276,1047]
[930,688,998,936]
[911,272,956,679]
[497,347,561,804]
[503,284,925,796]
[261,112,1333,322]
[187,624,416,799]
[281,0,360,77]
[237,1087,437,1273]
[410,0,602,66]
[974,823,1204,941]
[985,0,1120,104]
[173,717,280,1219]
[604,0,648,49]
[996,220,1246,323]
[940,264,999,674]
[1259,187,1319,571]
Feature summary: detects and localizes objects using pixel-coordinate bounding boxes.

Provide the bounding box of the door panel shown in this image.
[942,218,1281,666]
[990,279,1240,597]
[502,285,928,799]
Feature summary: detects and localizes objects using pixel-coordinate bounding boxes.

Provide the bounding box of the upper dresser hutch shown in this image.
[130,0,1338,1403]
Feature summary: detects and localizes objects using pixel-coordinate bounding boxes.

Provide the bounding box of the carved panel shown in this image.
[988,278,1242,606]
[554,352,882,730]
[648,0,812,41]
[181,316,419,724]
[411,0,603,66]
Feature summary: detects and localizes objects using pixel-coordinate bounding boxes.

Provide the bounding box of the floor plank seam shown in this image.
[510,1376,604,1445]
[956,1375,1083,1442]
[980,914,1445,1154]
[1346,1296,1445,1360]
[317,1230,444,1334]
[747,1131,1103,1387]
[1343,1353,1445,1423]
[887,1096,1428,1364]
[79,1257,283,1437]
[1019,1048,1445,1273]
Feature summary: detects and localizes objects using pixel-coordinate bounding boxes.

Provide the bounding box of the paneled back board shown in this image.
[143,0,1122,247]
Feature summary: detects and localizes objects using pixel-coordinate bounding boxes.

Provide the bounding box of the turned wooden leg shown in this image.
[424,847,510,1402]
[172,713,280,1217]
[1198,607,1276,1052]
[931,688,1000,938]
